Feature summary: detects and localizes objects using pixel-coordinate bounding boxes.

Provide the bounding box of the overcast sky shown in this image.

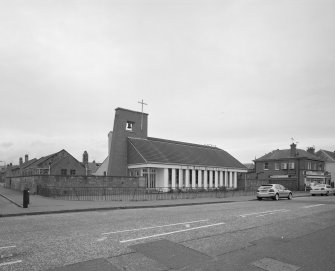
[1,0,334,166]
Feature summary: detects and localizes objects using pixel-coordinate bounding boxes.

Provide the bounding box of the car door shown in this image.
[275,184,283,197]
[278,185,287,197]
[282,185,290,197]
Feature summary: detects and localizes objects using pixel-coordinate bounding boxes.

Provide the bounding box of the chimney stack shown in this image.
[19,157,23,166]
[83,151,88,165]
[25,154,28,163]
[307,147,315,154]
[290,143,297,157]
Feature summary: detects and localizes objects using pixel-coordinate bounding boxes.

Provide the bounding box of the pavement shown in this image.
[0,183,311,217]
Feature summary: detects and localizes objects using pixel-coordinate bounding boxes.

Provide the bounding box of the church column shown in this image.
[219,171,223,187]
[163,168,169,191]
[229,171,233,188]
[214,171,219,188]
[233,171,237,188]
[204,170,208,189]
[225,170,228,187]
[192,169,196,188]
[172,169,176,189]
[209,170,213,189]
[185,169,190,188]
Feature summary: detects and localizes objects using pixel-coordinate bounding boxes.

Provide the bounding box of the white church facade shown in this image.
[96,107,247,189]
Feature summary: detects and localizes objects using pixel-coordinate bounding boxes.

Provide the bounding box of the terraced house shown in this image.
[105,107,247,190]
[315,149,335,187]
[253,143,327,191]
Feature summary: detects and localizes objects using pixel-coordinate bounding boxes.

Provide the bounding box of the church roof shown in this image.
[127,137,246,169]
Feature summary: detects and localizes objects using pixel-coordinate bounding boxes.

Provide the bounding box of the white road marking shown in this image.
[255,210,290,217]
[302,204,325,208]
[120,222,225,243]
[239,209,289,218]
[0,245,16,250]
[0,260,22,267]
[102,219,209,235]
[96,237,107,242]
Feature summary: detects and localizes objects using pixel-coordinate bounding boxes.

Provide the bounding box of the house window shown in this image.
[275,163,280,170]
[281,163,287,170]
[307,162,312,170]
[61,169,67,176]
[318,163,323,171]
[126,121,134,131]
[264,163,269,170]
[70,169,76,175]
[289,162,295,169]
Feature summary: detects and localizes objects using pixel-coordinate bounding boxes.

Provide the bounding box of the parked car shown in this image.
[310,184,335,196]
[256,184,292,201]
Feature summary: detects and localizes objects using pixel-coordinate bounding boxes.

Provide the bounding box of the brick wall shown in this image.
[5,175,146,194]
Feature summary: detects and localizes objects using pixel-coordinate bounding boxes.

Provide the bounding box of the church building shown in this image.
[105,107,247,190]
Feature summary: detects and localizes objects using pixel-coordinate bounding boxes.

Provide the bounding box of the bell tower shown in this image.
[107,107,148,176]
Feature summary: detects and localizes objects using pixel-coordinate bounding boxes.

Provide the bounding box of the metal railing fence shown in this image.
[36,186,257,201]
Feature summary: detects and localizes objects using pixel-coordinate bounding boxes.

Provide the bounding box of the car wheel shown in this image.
[325,191,329,196]
[288,193,292,200]
[273,194,279,201]
[257,197,262,201]
[311,194,315,196]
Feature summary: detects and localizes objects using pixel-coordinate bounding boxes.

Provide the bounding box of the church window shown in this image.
[126,121,134,131]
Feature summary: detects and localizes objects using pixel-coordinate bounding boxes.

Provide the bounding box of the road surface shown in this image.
[1,195,335,270]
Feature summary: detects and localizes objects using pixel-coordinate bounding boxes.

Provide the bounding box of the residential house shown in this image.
[315,149,335,187]
[82,151,102,175]
[23,149,86,176]
[253,143,326,191]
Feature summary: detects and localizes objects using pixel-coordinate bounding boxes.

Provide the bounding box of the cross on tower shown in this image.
[138,99,147,130]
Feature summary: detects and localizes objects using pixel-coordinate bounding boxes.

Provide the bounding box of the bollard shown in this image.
[23,188,29,208]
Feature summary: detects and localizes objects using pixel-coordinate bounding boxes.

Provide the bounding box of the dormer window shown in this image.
[126,121,134,131]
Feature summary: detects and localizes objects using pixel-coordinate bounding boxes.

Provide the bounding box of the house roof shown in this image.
[27,149,83,168]
[243,163,255,170]
[316,150,335,162]
[29,152,59,167]
[128,137,246,169]
[10,158,38,171]
[255,148,323,161]
[84,162,102,173]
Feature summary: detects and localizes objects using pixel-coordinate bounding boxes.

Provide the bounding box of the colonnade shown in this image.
[162,168,238,189]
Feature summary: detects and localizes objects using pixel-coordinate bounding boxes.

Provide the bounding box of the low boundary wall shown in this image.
[4,175,146,194]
